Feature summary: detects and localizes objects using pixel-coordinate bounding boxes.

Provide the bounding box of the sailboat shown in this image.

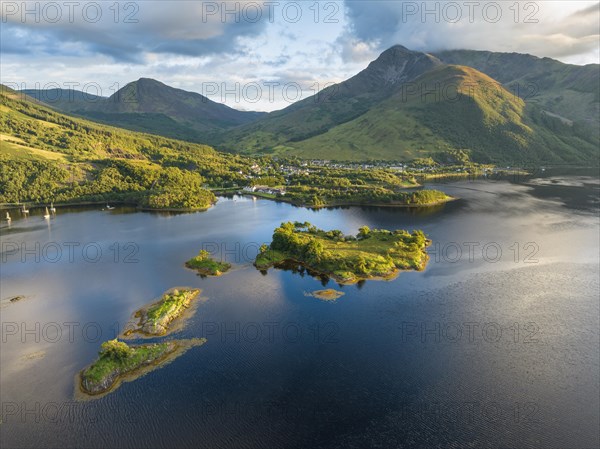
[50,202,56,214]
[21,203,29,214]
[5,212,11,222]
[43,207,51,220]
[105,204,115,210]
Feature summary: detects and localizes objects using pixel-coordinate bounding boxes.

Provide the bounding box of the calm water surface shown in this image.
[1,169,599,448]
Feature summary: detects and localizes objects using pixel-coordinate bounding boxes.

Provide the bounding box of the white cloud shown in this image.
[1,0,597,112]
[342,1,599,62]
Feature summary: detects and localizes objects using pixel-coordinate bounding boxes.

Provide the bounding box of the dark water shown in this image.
[1,169,599,449]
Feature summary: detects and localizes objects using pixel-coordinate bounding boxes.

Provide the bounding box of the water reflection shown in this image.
[0,169,598,449]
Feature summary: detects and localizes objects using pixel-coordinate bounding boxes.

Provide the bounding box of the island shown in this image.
[249,187,454,209]
[121,288,201,338]
[185,250,232,276]
[305,289,345,301]
[255,222,431,284]
[79,338,206,397]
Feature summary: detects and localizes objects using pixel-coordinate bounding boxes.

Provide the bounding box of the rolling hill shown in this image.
[21,78,266,143]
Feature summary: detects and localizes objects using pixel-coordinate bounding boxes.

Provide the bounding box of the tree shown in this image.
[100,339,132,360]
[358,226,371,239]
[197,250,211,260]
[304,239,324,263]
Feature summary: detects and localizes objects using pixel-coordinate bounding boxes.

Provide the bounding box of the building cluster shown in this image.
[243,185,287,195]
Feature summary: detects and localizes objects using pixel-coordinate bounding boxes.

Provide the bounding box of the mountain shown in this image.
[16,46,600,164]
[1,84,215,162]
[433,49,599,127]
[213,45,442,152]
[287,65,598,163]
[213,46,598,163]
[20,78,266,142]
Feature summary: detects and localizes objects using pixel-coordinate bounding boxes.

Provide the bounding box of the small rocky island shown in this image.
[79,338,205,396]
[305,289,346,301]
[255,222,431,284]
[122,288,201,338]
[185,250,231,276]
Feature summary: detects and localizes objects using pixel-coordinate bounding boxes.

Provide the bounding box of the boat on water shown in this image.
[50,202,56,213]
[21,205,29,214]
[105,204,115,210]
[5,212,11,222]
[43,207,51,220]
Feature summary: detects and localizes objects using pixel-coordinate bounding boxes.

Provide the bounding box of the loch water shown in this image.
[1,169,599,448]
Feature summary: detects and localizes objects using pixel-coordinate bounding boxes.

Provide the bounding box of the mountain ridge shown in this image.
[21,78,267,142]
[16,45,600,163]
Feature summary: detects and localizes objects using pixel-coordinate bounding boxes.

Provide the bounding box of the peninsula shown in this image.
[255,222,431,284]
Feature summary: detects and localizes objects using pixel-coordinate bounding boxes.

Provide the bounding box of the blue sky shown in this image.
[1,1,599,111]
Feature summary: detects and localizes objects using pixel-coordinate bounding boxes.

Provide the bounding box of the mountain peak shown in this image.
[381,44,414,55]
[363,44,442,86]
[132,78,165,88]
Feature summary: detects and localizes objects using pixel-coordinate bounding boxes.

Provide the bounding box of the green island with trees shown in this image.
[255,222,431,284]
[281,187,453,208]
[185,250,231,276]
[122,288,201,337]
[79,338,206,396]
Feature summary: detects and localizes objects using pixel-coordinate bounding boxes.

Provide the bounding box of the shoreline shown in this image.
[242,193,458,209]
[256,250,430,285]
[0,200,215,213]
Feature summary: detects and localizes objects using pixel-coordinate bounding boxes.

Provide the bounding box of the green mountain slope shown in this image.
[0,85,254,206]
[214,46,598,163]
[433,49,599,127]
[285,65,598,163]
[214,45,442,152]
[20,78,266,143]
[15,46,599,164]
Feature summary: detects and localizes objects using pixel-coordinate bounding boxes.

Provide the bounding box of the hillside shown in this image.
[214,47,599,163]
[213,45,442,152]
[21,78,266,142]
[14,46,600,164]
[284,65,598,163]
[0,85,254,207]
[434,49,599,127]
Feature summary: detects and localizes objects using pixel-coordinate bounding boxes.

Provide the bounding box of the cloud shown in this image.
[1,0,597,113]
[1,1,272,61]
[341,0,600,61]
